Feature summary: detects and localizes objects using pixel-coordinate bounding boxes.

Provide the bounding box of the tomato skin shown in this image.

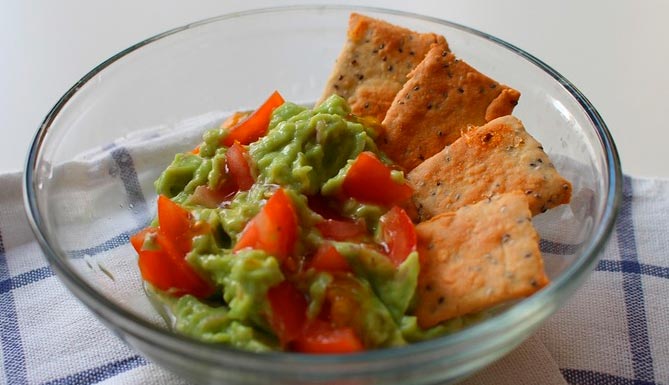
[222,91,285,146]
[226,142,254,191]
[234,188,298,263]
[293,320,364,354]
[310,243,351,272]
[267,280,308,347]
[379,206,417,267]
[341,152,413,207]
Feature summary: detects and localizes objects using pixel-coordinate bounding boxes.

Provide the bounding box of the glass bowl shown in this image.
[23,5,621,385]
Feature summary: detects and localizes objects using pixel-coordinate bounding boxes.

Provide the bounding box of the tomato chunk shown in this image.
[379,206,417,267]
[309,195,368,242]
[131,229,175,291]
[137,249,178,292]
[341,152,413,207]
[307,195,342,219]
[189,143,254,208]
[222,91,285,146]
[220,111,250,129]
[157,195,192,253]
[226,142,254,191]
[234,188,298,262]
[132,231,213,298]
[131,196,214,297]
[294,320,364,354]
[267,280,308,346]
[315,218,367,242]
[310,243,351,272]
[153,232,213,298]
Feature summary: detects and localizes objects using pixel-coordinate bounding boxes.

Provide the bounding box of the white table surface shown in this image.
[3,0,668,178]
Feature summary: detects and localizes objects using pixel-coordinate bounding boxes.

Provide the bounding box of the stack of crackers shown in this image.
[321,13,572,329]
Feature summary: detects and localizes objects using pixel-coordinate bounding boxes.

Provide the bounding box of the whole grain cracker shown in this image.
[379,44,521,171]
[414,192,548,328]
[319,13,447,122]
[408,115,572,220]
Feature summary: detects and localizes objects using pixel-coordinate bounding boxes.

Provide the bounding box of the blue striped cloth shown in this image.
[1,133,667,384]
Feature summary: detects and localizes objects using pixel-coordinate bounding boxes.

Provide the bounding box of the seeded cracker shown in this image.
[414,192,548,328]
[379,44,521,171]
[319,13,447,122]
[408,115,572,221]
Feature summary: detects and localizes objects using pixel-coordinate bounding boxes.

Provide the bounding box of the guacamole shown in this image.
[131,94,469,353]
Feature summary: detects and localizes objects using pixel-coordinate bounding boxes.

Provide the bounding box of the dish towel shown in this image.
[1,125,667,384]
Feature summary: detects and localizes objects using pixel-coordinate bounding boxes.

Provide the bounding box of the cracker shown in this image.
[414,192,548,328]
[379,44,521,171]
[319,13,447,122]
[408,115,572,220]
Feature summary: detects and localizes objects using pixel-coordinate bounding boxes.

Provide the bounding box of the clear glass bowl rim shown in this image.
[22,4,622,368]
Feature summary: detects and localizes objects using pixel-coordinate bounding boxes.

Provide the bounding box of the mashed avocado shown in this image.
[145,95,463,352]
[249,95,379,195]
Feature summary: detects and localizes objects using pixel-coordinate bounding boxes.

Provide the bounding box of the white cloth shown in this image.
[1,123,667,384]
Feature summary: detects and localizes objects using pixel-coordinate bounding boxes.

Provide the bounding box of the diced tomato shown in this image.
[190,110,247,157]
[341,152,413,207]
[253,189,298,260]
[267,280,308,346]
[137,249,177,292]
[131,196,214,298]
[379,206,417,267]
[234,188,298,262]
[234,221,260,252]
[132,231,214,298]
[130,227,156,252]
[294,320,364,354]
[189,184,236,208]
[267,279,363,353]
[310,243,351,272]
[316,218,367,242]
[226,142,254,191]
[131,228,175,289]
[189,144,254,208]
[152,232,214,298]
[222,91,285,146]
[157,195,192,253]
[220,111,250,129]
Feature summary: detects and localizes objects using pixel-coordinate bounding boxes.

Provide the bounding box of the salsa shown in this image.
[131,93,477,353]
